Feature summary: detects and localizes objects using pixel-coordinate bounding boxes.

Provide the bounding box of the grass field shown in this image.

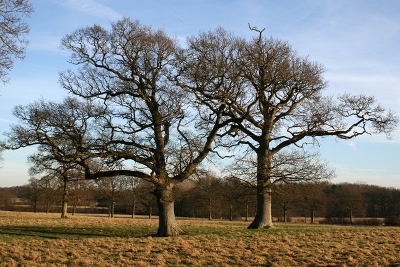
[0,211,399,266]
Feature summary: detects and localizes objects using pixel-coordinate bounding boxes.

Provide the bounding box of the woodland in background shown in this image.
[1,177,399,226]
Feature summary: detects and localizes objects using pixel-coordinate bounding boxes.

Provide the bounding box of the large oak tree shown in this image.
[179,26,398,229]
[59,18,231,236]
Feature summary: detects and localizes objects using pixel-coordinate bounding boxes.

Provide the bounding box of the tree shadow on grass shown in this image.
[0,225,156,240]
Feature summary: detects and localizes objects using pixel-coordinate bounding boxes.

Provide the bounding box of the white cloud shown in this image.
[347,141,356,149]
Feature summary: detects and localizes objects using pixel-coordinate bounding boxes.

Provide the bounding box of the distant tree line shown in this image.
[1,176,399,225]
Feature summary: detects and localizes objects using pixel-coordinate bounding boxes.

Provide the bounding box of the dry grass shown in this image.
[0,211,399,266]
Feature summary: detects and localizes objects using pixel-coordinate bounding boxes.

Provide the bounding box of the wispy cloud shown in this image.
[167,10,184,21]
[60,0,122,21]
[0,117,14,125]
[347,141,356,149]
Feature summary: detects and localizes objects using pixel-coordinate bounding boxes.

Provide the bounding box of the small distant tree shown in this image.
[95,176,124,218]
[34,175,60,213]
[23,177,43,212]
[135,181,157,218]
[325,183,365,224]
[29,152,82,218]
[4,97,104,217]
[0,0,33,84]
[273,183,299,222]
[69,175,92,215]
[299,182,327,223]
[194,173,223,220]
[119,176,140,218]
[0,188,16,210]
[221,176,254,221]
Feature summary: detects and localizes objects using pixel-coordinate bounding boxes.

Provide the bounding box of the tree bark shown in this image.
[248,149,274,229]
[154,184,183,237]
[248,184,273,228]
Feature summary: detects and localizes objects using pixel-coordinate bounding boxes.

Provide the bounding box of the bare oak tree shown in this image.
[180,26,398,229]
[0,0,33,84]
[5,97,103,217]
[59,18,230,236]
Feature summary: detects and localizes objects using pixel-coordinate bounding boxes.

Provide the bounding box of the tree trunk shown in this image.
[154,184,183,237]
[311,209,315,224]
[304,209,307,223]
[131,199,136,219]
[248,148,274,229]
[109,196,115,218]
[61,179,69,218]
[208,196,212,220]
[72,203,76,216]
[149,204,152,219]
[245,202,249,221]
[349,208,353,225]
[248,184,273,228]
[33,199,37,213]
[283,207,287,223]
[229,202,233,221]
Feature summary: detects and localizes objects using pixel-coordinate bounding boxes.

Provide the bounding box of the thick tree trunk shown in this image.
[154,184,183,237]
[248,149,274,229]
[248,184,273,228]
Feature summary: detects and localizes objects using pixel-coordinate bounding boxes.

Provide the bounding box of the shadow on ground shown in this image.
[0,225,155,239]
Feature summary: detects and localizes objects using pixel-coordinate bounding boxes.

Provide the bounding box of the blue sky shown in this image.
[1,0,399,188]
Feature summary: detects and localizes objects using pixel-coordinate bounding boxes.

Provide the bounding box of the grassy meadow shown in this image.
[0,211,399,266]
